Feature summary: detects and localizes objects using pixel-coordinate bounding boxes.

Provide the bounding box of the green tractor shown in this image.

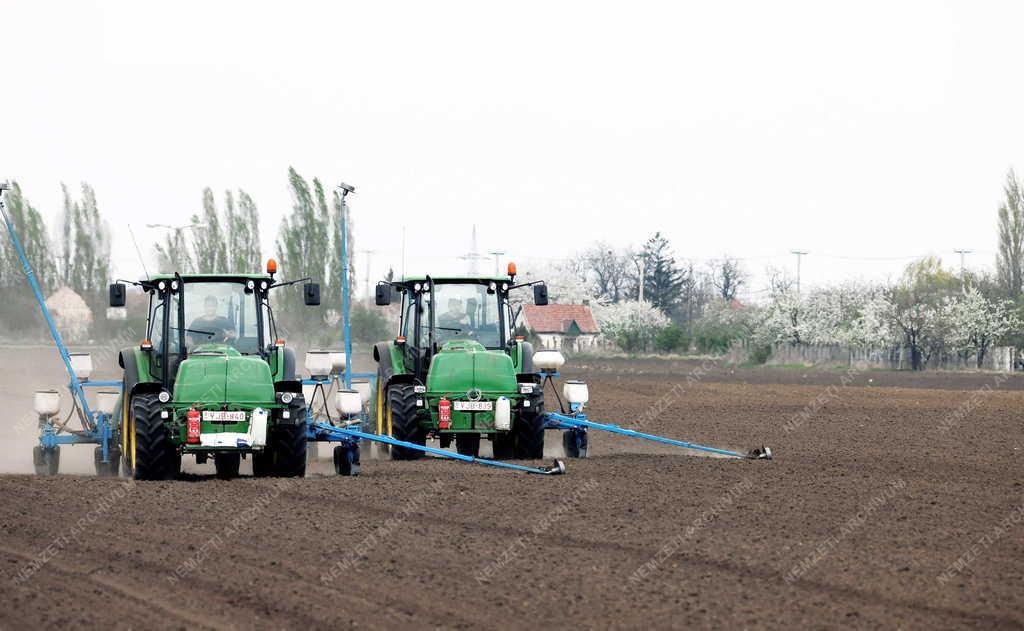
[108,262,321,480]
[370,265,550,459]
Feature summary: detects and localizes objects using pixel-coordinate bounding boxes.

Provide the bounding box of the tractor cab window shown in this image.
[148,292,182,379]
[432,283,502,348]
[183,282,268,354]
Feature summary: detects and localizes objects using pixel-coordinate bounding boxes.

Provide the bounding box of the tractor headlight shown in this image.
[563,380,589,405]
[413,283,422,291]
[247,280,255,290]
[170,280,179,291]
[158,390,171,403]
[260,281,269,291]
[281,392,295,404]
[157,281,166,291]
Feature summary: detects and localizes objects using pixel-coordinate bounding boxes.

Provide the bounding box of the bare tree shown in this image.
[580,243,632,303]
[765,265,795,298]
[709,256,747,301]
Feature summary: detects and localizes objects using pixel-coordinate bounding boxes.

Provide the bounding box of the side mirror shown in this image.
[109,283,126,308]
[375,283,392,306]
[303,283,321,306]
[533,284,549,306]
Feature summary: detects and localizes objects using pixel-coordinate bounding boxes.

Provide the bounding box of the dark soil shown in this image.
[0,358,1022,629]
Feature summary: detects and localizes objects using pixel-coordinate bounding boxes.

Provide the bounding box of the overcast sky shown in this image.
[3,1,1024,300]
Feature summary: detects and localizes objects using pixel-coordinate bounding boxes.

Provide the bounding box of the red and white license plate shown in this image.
[454,401,492,412]
[202,411,246,422]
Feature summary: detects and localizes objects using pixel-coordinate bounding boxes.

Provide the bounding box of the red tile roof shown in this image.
[523,304,600,334]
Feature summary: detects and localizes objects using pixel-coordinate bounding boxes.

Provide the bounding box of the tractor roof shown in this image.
[150,273,272,282]
[399,275,514,284]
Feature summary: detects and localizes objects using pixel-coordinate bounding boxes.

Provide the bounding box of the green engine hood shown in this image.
[174,344,275,405]
[426,340,517,394]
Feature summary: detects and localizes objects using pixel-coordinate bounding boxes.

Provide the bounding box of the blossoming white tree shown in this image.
[942,288,1019,368]
[592,300,669,352]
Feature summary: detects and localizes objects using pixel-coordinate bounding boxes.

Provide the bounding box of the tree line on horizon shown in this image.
[0,168,382,345]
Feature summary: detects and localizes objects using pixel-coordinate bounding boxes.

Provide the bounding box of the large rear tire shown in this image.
[373,365,392,457]
[267,418,307,477]
[132,394,178,481]
[513,396,546,459]
[388,384,425,460]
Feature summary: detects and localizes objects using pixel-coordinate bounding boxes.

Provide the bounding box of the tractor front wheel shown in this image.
[214,452,241,479]
[388,384,425,460]
[132,394,178,481]
[491,433,515,460]
[455,433,480,457]
[262,419,307,477]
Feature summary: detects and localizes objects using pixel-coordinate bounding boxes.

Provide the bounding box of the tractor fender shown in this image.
[386,373,416,388]
[373,341,406,377]
[129,381,164,399]
[519,341,535,374]
[119,347,163,403]
[279,347,296,382]
[274,379,303,394]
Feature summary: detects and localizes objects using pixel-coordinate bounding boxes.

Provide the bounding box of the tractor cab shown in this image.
[110,270,321,390]
[373,268,548,379]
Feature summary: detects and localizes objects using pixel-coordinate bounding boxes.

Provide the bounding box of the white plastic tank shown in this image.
[351,379,372,404]
[335,389,362,416]
[250,408,269,446]
[305,350,333,379]
[96,391,120,415]
[533,350,565,371]
[494,396,511,431]
[34,390,61,417]
[69,352,93,380]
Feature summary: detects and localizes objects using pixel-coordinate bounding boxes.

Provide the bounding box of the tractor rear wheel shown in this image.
[388,384,425,460]
[214,452,241,479]
[265,418,307,477]
[372,365,392,457]
[513,398,546,459]
[132,394,178,481]
[455,433,480,457]
[33,445,60,476]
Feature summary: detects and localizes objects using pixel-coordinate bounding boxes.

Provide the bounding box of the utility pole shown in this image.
[488,250,505,276]
[337,182,355,388]
[791,250,808,294]
[954,248,972,292]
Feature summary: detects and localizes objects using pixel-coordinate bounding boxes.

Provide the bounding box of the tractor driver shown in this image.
[187,295,237,345]
[437,296,469,339]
